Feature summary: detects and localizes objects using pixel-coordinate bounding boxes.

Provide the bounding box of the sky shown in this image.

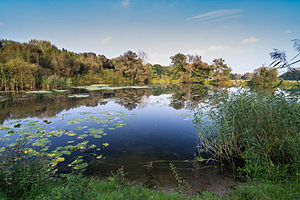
[0,0,299,73]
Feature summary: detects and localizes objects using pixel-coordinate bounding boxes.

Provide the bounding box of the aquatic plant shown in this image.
[194,92,300,180]
[170,163,192,194]
[0,111,133,172]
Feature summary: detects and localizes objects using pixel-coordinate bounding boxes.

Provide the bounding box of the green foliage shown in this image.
[170,53,216,83]
[212,58,232,81]
[250,66,278,87]
[228,181,300,200]
[0,137,50,199]
[0,39,153,90]
[107,166,127,185]
[169,163,191,194]
[37,174,97,200]
[113,51,152,83]
[194,92,300,180]
[151,64,172,78]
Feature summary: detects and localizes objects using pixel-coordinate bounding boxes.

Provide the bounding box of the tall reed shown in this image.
[194,92,300,180]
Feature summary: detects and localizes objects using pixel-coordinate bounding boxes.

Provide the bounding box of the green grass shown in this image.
[228,181,300,200]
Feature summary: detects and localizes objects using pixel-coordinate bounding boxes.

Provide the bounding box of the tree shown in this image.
[251,66,278,86]
[170,53,214,83]
[212,58,232,80]
[170,53,187,78]
[241,72,253,80]
[230,73,243,80]
[279,68,300,80]
[114,50,152,83]
[151,64,171,78]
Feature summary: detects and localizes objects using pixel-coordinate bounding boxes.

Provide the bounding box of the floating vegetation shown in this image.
[68,94,90,98]
[103,143,109,147]
[25,90,52,94]
[72,85,152,91]
[75,126,87,130]
[90,84,111,87]
[177,113,193,121]
[0,110,134,172]
[52,89,69,93]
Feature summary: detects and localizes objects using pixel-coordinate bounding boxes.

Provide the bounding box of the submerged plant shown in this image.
[169,163,192,194]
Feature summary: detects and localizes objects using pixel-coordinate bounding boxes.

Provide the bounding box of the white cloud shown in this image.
[242,37,259,44]
[285,29,292,34]
[185,45,243,63]
[100,36,112,44]
[187,9,242,22]
[187,45,243,55]
[0,22,4,26]
[122,0,129,7]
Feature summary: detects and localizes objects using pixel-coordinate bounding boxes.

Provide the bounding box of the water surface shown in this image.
[0,84,238,194]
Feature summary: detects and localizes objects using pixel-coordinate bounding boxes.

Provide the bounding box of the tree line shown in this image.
[0,39,235,90]
[0,39,151,90]
[2,39,296,91]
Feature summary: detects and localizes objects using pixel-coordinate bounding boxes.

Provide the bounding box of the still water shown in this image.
[0,85,238,194]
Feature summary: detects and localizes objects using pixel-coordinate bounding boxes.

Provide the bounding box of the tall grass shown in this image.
[194,92,300,181]
[0,137,50,199]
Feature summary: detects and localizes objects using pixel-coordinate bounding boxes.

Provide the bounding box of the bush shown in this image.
[194,92,300,180]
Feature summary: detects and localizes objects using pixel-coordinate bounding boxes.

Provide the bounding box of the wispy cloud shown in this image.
[100,36,112,44]
[187,9,242,22]
[0,22,4,26]
[242,37,259,44]
[187,45,243,55]
[122,0,129,7]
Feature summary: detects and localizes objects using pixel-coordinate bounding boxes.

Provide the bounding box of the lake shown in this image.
[0,84,240,194]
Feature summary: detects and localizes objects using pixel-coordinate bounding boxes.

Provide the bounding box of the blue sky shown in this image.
[0,0,299,73]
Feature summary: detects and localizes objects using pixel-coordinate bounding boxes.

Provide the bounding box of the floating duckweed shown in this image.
[41,147,49,152]
[56,157,65,162]
[68,132,77,137]
[26,90,52,94]
[73,162,88,170]
[33,138,51,147]
[69,158,84,166]
[75,126,87,130]
[0,109,137,174]
[73,85,151,91]
[61,150,71,155]
[52,89,69,93]
[47,153,55,158]
[103,143,109,147]
[68,94,90,98]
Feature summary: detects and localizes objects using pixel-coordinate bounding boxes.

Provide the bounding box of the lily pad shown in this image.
[73,162,88,170]
[26,90,52,94]
[68,94,90,98]
[52,89,69,93]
